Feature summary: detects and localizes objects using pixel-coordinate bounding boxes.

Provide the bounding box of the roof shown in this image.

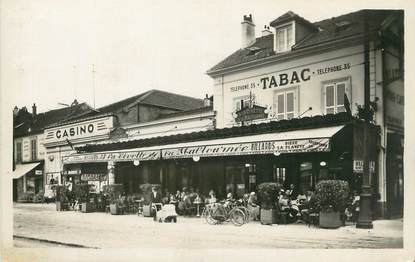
[94,89,204,114]
[77,112,359,153]
[14,103,94,138]
[270,11,316,29]
[207,9,397,74]
[156,105,213,120]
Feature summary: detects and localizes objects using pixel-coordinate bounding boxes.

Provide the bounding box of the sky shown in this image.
[2,0,407,113]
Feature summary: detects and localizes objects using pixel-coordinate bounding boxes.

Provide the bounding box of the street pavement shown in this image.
[13,203,403,249]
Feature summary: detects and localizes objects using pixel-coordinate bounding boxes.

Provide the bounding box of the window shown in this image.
[324,82,346,114]
[273,166,286,184]
[299,162,313,192]
[274,90,296,120]
[16,142,22,163]
[31,139,37,161]
[276,24,294,53]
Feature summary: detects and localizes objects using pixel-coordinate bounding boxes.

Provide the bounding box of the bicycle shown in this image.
[203,201,246,226]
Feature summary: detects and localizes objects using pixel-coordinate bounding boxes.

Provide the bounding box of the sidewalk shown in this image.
[13,203,403,249]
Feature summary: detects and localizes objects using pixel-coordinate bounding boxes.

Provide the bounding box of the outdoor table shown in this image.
[193,199,202,217]
[134,200,143,215]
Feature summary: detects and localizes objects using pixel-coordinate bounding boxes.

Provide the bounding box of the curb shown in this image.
[13,235,99,249]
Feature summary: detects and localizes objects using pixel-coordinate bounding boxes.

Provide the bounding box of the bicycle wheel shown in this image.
[205,207,218,225]
[239,207,250,223]
[230,208,245,226]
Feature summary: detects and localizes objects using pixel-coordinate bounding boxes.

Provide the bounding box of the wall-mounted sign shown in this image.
[235,105,268,123]
[162,138,330,159]
[35,170,43,175]
[229,63,351,92]
[63,150,161,164]
[353,160,375,173]
[249,175,256,184]
[44,116,114,146]
[81,173,107,181]
[385,79,404,130]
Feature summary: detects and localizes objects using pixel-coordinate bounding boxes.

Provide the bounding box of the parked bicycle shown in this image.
[202,201,246,226]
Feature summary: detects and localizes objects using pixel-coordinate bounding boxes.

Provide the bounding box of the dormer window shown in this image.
[275,23,294,53]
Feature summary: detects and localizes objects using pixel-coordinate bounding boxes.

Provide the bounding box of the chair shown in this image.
[307,213,319,227]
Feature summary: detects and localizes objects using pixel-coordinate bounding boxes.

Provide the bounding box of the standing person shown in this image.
[150,186,162,221]
[248,192,260,221]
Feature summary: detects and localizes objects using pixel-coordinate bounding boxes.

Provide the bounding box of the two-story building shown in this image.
[75,9,403,219]
[12,101,93,201]
[43,89,214,195]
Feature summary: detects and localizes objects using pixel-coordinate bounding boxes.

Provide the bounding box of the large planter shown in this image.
[81,202,95,213]
[260,209,274,225]
[319,211,342,229]
[110,203,124,215]
[142,205,152,217]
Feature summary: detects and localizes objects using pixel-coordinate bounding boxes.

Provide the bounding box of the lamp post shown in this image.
[356,10,373,229]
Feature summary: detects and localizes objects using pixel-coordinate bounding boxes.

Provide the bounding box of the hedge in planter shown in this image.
[312,180,350,229]
[73,183,95,213]
[258,182,282,225]
[103,184,124,215]
[52,185,70,211]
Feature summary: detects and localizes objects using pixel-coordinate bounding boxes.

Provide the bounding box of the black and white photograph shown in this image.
[0,0,413,261]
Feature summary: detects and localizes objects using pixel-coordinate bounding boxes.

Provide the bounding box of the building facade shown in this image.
[42,90,213,195]
[206,10,403,218]
[12,102,93,201]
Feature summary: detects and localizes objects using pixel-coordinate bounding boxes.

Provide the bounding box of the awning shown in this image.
[13,162,41,179]
[63,125,345,163]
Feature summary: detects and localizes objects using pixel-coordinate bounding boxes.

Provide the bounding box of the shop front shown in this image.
[71,114,374,201]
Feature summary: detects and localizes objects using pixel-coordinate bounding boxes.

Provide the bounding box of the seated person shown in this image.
[205,190,217,205]
[223,192,234,208]
[279,190,298,223]
[296,191,307,204]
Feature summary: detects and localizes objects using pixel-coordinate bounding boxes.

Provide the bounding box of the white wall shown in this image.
[213,45,367,128]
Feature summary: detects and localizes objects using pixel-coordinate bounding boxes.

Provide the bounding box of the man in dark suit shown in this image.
[150,186,162,221]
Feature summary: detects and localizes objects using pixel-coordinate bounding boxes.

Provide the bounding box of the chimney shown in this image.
[262,25,272,36]
[203,94,211,107]
[13,106,18,116]
[32,103,37,116]
[241,14,256,48]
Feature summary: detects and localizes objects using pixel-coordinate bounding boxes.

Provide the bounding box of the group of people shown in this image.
[276,184,315,223]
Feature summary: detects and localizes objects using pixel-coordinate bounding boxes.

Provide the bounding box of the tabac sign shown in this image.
[62,150,161,164]
[229,63,352,92]
[162,138,330,159]
[44,116,114,147]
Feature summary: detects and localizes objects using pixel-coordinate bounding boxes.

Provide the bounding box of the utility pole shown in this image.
[357,10,374,229]
[92,64,96,109]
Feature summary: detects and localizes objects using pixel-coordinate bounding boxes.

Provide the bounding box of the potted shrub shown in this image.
[257,182,281,225]
[103,184,124,215]
[312,180,350,229]
[73,183,95,213]
[52,185,69,211]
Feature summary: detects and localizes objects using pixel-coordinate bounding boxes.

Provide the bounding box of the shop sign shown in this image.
[235,105,268,123]
[63,150,161,164]
[81,173,107,181]
[44,116,114,145]
[35,170,43,175]
[162,138,330,159]
[229,63,351,92]
[65,170,81,175]
[385,79,404,129]
[353,160,375,173]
